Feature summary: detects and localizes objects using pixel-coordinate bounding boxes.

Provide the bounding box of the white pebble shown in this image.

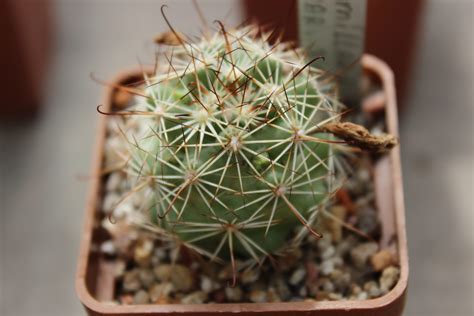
[320,260,335,276]
[321,245,336,260]
[100,240,116,255]
[200,276,215,293]
[289,268,306,285]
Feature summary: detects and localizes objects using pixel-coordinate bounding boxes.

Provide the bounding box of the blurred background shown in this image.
[0,0,472,315]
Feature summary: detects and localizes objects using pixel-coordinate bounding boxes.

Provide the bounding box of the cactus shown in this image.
[108,24,350,265]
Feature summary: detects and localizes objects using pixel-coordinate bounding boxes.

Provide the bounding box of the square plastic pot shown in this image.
[76,54,408,316]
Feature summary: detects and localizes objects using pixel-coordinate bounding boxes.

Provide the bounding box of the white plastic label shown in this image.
[298,0,367,103]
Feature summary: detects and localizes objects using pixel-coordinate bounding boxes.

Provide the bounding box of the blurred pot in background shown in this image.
[0,0,52,119]
[243,0,424,106]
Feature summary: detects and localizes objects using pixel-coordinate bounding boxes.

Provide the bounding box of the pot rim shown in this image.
[76,54,408,315]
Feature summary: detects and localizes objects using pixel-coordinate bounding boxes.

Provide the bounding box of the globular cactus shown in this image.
[110,25,349,265]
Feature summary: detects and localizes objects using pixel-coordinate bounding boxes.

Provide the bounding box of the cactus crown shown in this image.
[109,24,347,265]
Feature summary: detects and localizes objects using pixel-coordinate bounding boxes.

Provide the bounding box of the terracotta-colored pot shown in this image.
[0,0,52,118]
[76,54,408,315]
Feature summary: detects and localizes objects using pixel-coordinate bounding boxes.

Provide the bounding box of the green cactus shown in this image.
[116,25,347,263]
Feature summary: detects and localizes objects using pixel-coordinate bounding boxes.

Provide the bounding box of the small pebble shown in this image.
[298,286,308,297]
[328,292,343,300]
[241,269,260,284]
[314,291,329,301]
[134,239,154,267]
[123,270,141,292]
[225,286,243,302]
[120,294,134,305]
[356,207,380,237]
[370,250,394,272]
[138,269,155,289]
[350,242,378,269]
[316,234,332,251]
[335,235,358,257]
[358,168,370,183]
[200,276,215,293]
[154,264,194,292]
[332,256,343,268]
[100,240,116,255]
[357,291,368,300]
[133,290,150,304]
[149,282,174,302]
[289,268,306,285]
[330,269,351,292]
[320,259,335,276]
[321,245,336,260]
[181,291,208,304]
[321,278,335,292]
[350,283,362,295]
[249,290,267,303]
[379,266,400,293]
[364,281,381,298]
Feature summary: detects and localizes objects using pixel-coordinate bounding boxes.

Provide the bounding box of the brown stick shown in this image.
[320,122,399,153]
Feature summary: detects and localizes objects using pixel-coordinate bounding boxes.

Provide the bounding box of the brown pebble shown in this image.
[133,289,150,304]
[154,264,194,292]
[134,238,154,267]
[120,294,134,305]
[315,291,330,300]
[180,291,208,304]
[370,250,394,271]
[249,290,267,303]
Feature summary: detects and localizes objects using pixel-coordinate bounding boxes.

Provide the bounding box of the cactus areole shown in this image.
[110,26,352,264]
